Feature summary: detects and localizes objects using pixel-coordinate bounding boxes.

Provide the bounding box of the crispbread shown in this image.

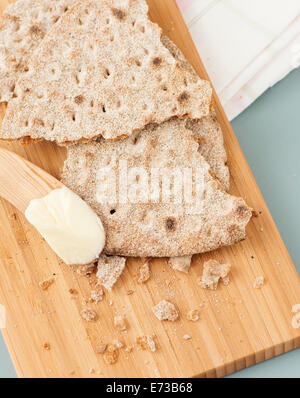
[0,0,75,102]
[185,110,229,191]
[1,0,212,144]
[147,34,230,190]
[62,117,252,257]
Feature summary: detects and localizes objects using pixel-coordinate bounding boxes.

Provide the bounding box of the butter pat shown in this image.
[25,187,105,265]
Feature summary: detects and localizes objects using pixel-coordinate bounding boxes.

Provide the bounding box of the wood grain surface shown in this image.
[0,148,63,213]
[0,0,299,378]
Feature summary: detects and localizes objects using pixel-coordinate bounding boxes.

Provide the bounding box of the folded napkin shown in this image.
[177,0,300,120]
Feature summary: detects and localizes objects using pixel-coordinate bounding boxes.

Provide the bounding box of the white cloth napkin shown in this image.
[176,0,300,120]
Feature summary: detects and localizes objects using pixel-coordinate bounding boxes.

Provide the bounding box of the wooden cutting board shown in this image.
[0,0,299,378]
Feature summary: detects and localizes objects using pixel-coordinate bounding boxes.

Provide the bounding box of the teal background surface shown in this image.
[0,68,299,378]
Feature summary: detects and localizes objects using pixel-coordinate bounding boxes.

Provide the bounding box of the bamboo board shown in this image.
[0,0,299,378]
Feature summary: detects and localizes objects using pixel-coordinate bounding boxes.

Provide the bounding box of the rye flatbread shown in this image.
[159,36,230,190]
[1,0,212,144]
[185,111,229,191]
[0,0,75,102]
[62,117,252,257]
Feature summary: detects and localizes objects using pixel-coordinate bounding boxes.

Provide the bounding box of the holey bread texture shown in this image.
[184,111,230,192]
[1,0,212,144]
[0,0,76,102]
[62,117,252,257]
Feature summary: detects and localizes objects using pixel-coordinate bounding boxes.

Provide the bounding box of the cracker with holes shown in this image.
[62,117,252,257]
[0,0,76,103]
[1,0,212,144]
[156,36,229,191]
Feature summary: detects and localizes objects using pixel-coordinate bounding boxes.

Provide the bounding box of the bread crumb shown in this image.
[96,343,107,354]
[187,309,200,322]
[183,334,191,340]
[80,308,97,322]
[137,259,150,283]
[168,256,192,274]
[39,277,55,290]
[89,368,95,374]
[88,278,98,288]
[152,300,179,321]
[253,276,264,289]
[69,370,75,375]
[146,335,157,352]
[222,276,230,286]
[125,345,134,353]
[96,255,126,291]
[103,344,119,365]
[198,260,231,290]
[90,287,104,303]
[114,315,127,331]
[69,288,78,295]
[127,289,134,295]
[77,263,96,276]
[113,339,124,348]
[43,342,50,350]
[136,335,157,352]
